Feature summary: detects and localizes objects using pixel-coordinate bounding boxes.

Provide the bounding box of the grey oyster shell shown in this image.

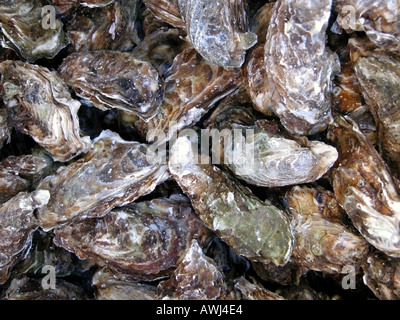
[169,136,294,266]
[177,0,257,69]
[36,130,170,230]
[0,60,91,162]
[0,190,50,284]
[264,0,340,135]
[58,51,163,120]
[0,0,68,62]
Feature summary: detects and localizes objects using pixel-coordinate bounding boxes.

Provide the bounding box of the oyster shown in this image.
[54,195,210,280]
[144,0,185,29]
[133,48,242,143]
[207,101,338,187]
[334,0,400,53]
[157,240,227,300]
[92,268,157,300]
[0,107,10,150]
[37,130,170,230]
[264,0,340,135]
[233,276,285,300]
[66,0,139,52]
[177,0,257,69]
[169,136,294,266]
[0,190,50,284]
[0,0,68,62]
[349,38,400,178]
[0,155,48,203]
[362,251,400,300]
[328,115,400,258]
[58,51,163,120]
[0,60,91,162]
[285,185,370,274]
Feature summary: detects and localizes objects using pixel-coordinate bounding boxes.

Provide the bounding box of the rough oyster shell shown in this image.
[157,240,227,300]
[169,136,294,266]
[328,115,400,258]
[58,50,163,120]
[54,196,210,280]
[0,0,68,62]
[264,0,340,135]
[36,130,170,230]
[0,60,91,162]
[177,0,257,69]
[233,276,285,300]
[0,190,50,284]
[144,0,185,29]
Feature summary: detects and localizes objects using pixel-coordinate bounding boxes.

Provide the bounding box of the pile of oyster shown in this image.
[0,0,399,300]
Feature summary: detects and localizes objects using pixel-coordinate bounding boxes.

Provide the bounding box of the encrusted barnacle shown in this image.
[334,0,400,53]
[58,51,163,120]
[264,0,340,135]
[177,0,257,69]
[1,276,88,300]
[0,190,50,284]
[207,101,338,187]
[54,195,211,281]
[169,136,294,266]
[349,38,400,178]
[92,267,157,300]
[0,155,48,203]
[36,130,170,230]
[133,48,242,143]
[362,251,400,300]
[144,0,185,29]
[157,240,227,300]
[0,60,91,162]
[0,0,68,62]
[284,185,370,274]
[66,0,139,52]
[233,276,285,300]
[328,115,400,258]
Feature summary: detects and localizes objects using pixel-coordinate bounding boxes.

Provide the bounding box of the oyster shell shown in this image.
[37,130,170,230]
[177,0,257,69]
[328,115,400,258]
[54,195,210,281]
[169,136,294,266]
[0,107,10,150]
[207,101,338,187]
[285,185,370,274]
[0,0,68,62]
[0,60,91,162]
[144,0,185,29]
[0,190,50,284]
[349,38,400,178]
[233,276,285,300]
[0,155,48,203]
[362,251,400,300]
[92,267,157,300]
[133,48,242,143]
[334,0,400,53]
[157,240,227,300]
[58,50,163,120]
[264,0,340,135]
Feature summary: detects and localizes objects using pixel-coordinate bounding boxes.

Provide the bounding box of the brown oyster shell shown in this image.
[157,240,227,300]
[58,50,163,120]
[285,185,370,274]
[0,107,10,150]
[264,0,340,135]
[0,0,68,62]
[37,130,170,230]
[144,0,185,29]
[177,0,257,69]
[349,38,400,178]
[0,190,50,284]
[54,195,210,281]
[233,276,285,300]
[92,267,157,300]
[169,136,294,266]
[328,115,400,258]
[133,47,242,143]
[0,60,91,162]
[334,0,400,53]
